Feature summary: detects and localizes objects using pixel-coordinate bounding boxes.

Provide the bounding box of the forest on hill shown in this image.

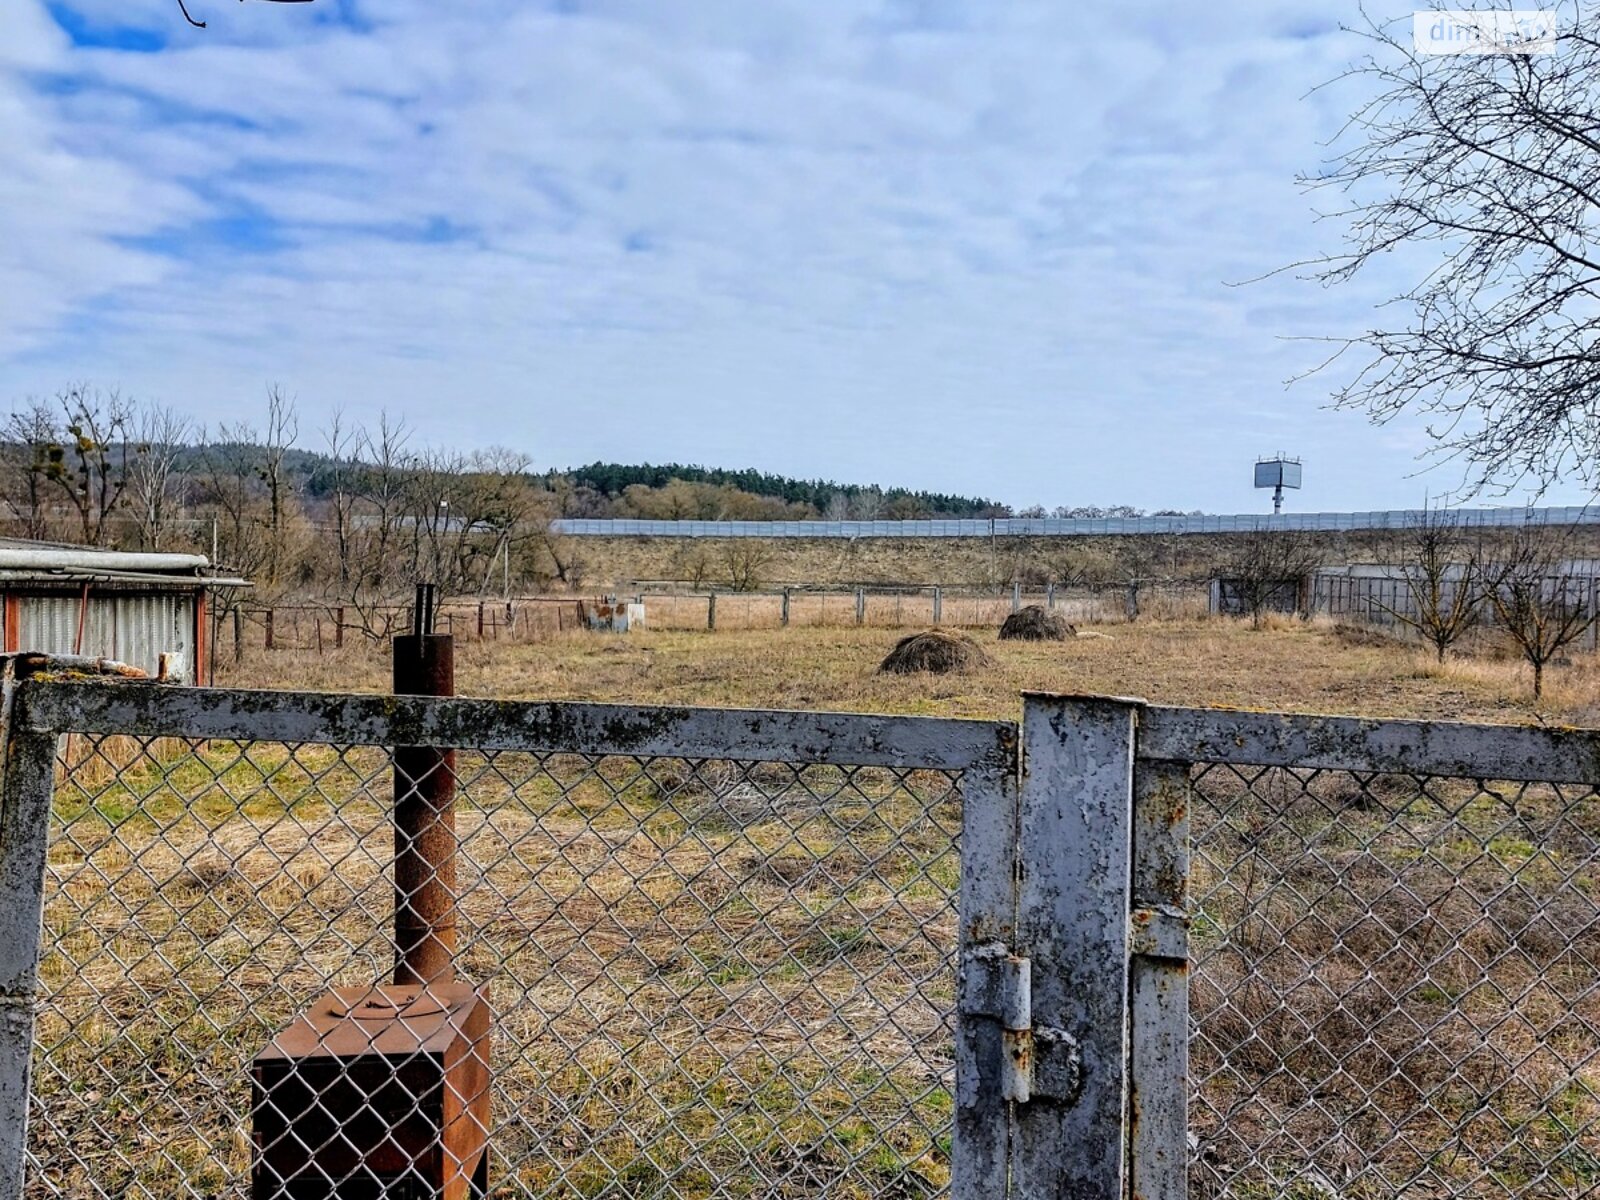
[0,388,1179,617]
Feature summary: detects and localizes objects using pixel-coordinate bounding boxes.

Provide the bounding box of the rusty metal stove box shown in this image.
[252,982,491,1200]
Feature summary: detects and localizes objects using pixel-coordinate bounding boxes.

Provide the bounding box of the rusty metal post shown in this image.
[393,584,457,986]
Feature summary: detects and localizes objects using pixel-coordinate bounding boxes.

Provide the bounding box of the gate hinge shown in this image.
[959,943,1081,1104]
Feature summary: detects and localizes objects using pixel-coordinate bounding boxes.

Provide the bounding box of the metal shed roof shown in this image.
[0,541,250,588]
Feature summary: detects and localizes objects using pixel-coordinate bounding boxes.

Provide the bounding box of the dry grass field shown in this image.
[219,611,1600,728]
[27,613,1600,1197]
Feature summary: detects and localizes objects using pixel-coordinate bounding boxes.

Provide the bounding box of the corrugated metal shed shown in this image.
[0,539,249,684]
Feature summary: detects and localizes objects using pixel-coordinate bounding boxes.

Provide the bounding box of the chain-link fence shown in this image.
[27,731,972,1199]
[6,675,1599,1200]
[1185,762,1600,1199]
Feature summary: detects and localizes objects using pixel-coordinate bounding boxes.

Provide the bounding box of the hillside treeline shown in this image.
[562,462,1007,519]
[1,387,1168,615]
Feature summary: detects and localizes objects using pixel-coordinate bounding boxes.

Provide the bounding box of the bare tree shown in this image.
[722,541,772,592]
[126,404,193,550]
[0,400,60,540]
[259,386,299,587]
[319,409,359,588]
[197,424,271,585]
[1381,508,1485,660]
[1483,525,1594,697]
[1300,9,1600,492]
[1223,530,1324,629]
[33,387,143,546]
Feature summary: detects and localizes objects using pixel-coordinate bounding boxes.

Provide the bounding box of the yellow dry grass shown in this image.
[220,611,1600,727]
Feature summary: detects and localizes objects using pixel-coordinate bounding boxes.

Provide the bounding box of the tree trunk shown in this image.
[1533,659,1544,698]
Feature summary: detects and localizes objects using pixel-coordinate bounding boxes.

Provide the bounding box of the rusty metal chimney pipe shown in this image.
[393,583,457,986]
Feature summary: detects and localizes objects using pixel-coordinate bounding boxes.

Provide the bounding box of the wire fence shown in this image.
[1186,761,1600,1197]
[214,598,590,659]
[640,583,1209,632]
[19,698,980,1199]
[4,678,1597,1198]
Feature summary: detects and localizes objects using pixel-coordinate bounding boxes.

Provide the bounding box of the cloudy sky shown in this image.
[0,1,1579,513]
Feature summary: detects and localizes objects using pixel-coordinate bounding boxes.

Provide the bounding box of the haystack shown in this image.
[878,630,991,675]
[998,604,1076,642]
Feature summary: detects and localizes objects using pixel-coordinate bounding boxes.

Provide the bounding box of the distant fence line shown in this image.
[215,596,590,658]
[641,582,1207,630]
[553,505,1597,539]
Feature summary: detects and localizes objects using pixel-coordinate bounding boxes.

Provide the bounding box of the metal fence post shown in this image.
[1013,692,1138,1198]
[392,588,458,986]
[0,676,60,1200]
[1129,759,1190,1200]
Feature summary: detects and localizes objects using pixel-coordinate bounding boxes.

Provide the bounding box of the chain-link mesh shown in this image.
[28,733,963,1198]
[1189,763,1600,1199]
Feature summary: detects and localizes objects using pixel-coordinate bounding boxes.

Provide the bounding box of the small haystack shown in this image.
[878,630,991,675]
[998,605,1076,642]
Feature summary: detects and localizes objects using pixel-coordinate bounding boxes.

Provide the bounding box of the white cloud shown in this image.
[0,0,1561,510]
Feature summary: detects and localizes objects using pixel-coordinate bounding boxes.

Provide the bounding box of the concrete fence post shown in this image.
[855,588,865,626]
[933,587,943,625]
[1011,582,1021,613]
[707,593,717,632]
[1012,693,1138,1198]
[0,692,61,1200]
[1046,583,1055,610]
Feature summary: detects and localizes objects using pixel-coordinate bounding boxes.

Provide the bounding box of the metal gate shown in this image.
[1,663,1596,1198]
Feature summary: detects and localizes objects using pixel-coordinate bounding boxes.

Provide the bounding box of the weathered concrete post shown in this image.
[707,592,717,632]
[855,588,866,625]
[1012,693,1138,1197]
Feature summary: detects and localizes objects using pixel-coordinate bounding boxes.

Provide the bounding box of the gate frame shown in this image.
[0,672,1018,1200]
[6,673,1600,1200]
